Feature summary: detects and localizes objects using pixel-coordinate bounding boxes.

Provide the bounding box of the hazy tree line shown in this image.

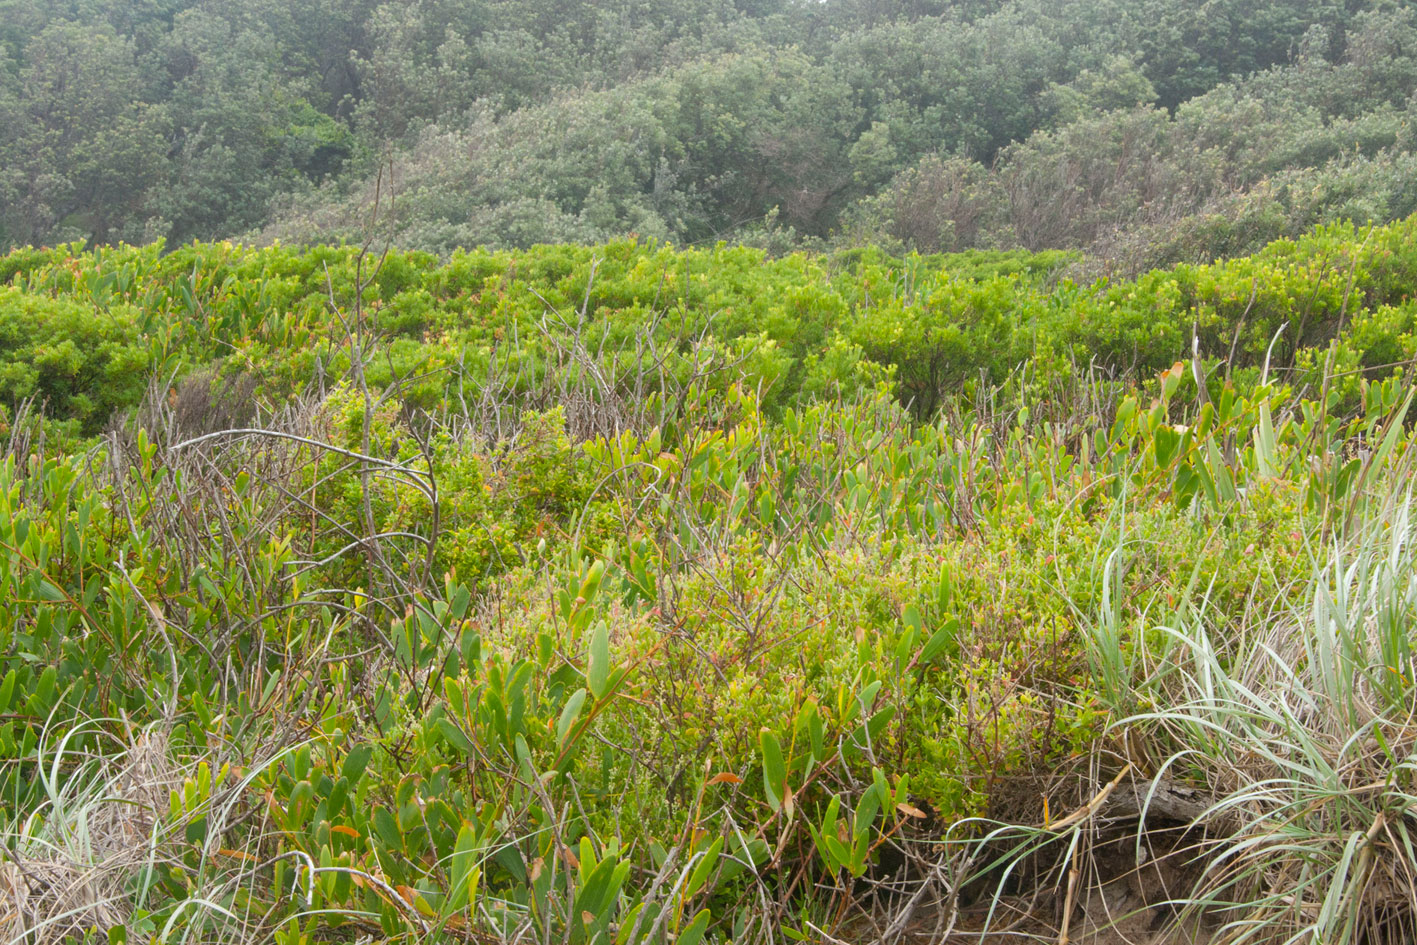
[1,0,1412,269]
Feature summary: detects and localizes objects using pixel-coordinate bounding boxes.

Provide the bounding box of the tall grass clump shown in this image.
[0,721,179,944]
[1093,461,1417,943]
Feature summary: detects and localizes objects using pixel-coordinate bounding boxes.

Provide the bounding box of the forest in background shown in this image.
[5,0,1417,273]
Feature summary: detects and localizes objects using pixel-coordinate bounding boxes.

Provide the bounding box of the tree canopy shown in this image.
[1,0,1413,271]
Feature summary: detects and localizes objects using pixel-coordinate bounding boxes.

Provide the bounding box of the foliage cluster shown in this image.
[851,6,1417,274]
[5,216,1417,444]
[0,0,1408,271]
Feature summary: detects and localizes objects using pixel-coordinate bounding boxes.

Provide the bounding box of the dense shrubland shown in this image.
[1,219,1415,942]
[6,0,1417,270]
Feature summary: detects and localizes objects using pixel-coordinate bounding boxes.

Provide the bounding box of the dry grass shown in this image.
[1,724,176,944]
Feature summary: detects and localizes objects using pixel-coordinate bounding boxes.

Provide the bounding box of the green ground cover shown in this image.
[1,219,1415,943]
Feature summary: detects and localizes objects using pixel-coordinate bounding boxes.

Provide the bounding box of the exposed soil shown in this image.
[937,826,1218,945]
[844,768,1230,945]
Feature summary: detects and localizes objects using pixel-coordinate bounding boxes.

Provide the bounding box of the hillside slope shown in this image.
[6,0,1416,273]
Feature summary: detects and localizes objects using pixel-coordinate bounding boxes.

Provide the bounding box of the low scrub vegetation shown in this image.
[1,218,1415,943]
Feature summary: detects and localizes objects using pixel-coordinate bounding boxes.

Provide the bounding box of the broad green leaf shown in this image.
[685,837,723,896]
[677,909,711,945]
[557,687,588,746]
[436,717,475,756]
[340,743,375,784]
[588,622,611,700]
[760,729,787,813]
[919,617,959,664]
